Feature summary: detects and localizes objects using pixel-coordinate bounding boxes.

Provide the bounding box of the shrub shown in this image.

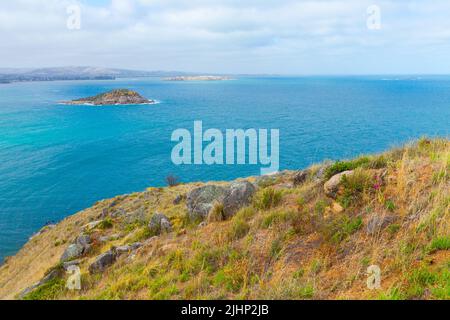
[325,157,371,179]
[166,175,180,187]
[337,170,372,208]
[254,188,283,210]
[98,218,113,230]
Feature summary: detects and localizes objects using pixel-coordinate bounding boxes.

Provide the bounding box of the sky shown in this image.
[1,0,450,74]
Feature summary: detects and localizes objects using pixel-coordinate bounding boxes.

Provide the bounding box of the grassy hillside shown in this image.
[0,138,448,300]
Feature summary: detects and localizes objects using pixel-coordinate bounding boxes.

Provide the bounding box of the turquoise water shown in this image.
[0,76,449,261]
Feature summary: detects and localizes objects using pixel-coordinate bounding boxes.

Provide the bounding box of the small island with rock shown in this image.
[163,75,234,81]
[61,89,155,106]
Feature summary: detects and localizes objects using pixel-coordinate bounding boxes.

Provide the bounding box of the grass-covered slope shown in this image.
[0,138,448,300]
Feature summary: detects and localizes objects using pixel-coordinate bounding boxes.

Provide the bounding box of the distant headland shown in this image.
[164,75,234,81]
[61,89,155,106]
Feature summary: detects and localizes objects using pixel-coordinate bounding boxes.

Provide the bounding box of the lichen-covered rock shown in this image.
[60,234,92,262]
[148,213,172,235]
[83,220,102,231]
[222,181,256,219]
[116,243,142,256]
[125,207,147,224]
[186,185,228,221]
[324,170,354,198]
[89,250,116,274]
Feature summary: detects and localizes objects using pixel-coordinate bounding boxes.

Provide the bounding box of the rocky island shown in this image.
[164,75,234,81]
[61,89,155,106]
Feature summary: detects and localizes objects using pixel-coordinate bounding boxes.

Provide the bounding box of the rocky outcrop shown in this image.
[222,182,256,219]
[186,185,228,221]
[62,89,154,106]
[60,234,92,262]
[116,243,142,256]
[89,250,116,274]
[148,213,172,235]
[324,170,354,198]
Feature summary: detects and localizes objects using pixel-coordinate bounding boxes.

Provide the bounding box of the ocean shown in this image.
[0,76,449,261]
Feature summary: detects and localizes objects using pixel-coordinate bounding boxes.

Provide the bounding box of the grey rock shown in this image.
[125,207,147,224]
[99,233,121,243]
[312,162,332,182]
[111,208,126,218]
[255,175,278,188]
[324,170,354,198]
[222,181,256,219]
[186,185,228,221]
[149,213,172,235]
[60,234,92,262]
[60,244,84,262]
[367,215,397,235]
[116,242,142,256]
[83,220,102,231]
[89,250,116,274]
[63,259,81,270]
[76,234,92,248]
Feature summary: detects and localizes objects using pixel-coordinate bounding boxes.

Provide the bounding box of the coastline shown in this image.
[1,138,448,300]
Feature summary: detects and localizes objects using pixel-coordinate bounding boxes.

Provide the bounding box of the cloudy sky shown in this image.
[1,0,450,74]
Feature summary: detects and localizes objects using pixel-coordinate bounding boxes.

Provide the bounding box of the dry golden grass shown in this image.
[0,138,448,300]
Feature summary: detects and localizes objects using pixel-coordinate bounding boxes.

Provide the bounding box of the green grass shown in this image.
[98,218,114,230]
[254,188,283,210]
[260,209,295,229]
[269,238,283,260]
[377,286,406,300]
[385,200,396,212]
[325,155,387,180]
[323,215,363,244]
[428,236,450,253]
[22,278,66,300]
[325,157,371,179]
[227,218,250,241]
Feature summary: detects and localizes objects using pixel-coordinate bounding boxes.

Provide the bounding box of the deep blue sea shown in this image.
[0,76,449,261]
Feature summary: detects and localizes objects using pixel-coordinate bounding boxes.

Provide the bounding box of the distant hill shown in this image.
[0,67,196,83]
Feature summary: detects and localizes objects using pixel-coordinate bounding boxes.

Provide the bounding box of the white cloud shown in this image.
[1,0,450,74]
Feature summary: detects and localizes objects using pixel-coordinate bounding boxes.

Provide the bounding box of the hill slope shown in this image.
[0,138,448,300]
